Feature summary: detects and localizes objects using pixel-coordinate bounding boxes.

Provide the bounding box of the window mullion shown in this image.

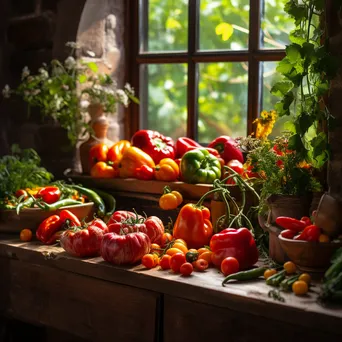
[187,0,198,140]
[247,0,261,135]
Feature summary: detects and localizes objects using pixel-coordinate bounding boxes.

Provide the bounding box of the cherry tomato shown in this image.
[152,253,159,266]
[142,254,157,269]
[150,243,162,255]
[220,257,239,277]
[91,161,118,178]
[159,193,178,210]
[20,228,32,242]
[180,262,193,276]
[166,247,184,257]
[193,259,209,272]
[159,254,172,270]
[284,261,296,274]
[174,238,187,247]
[198,251,213,265]
[186,250,199,263]
[292,280,308,295]
[89,143,108,168]
[298,273,311,284]
[173,242,188,254]
[264,269,277,280]
[197,247,210,255]
[170,253,186,273]
[15,189,28,199]
[161,232,173,247]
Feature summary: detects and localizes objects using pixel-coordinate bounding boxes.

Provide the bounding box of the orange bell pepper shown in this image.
[154,158,179,181]
[119,146,155,178]
[173,203,213,249]
[107,140,131,166]
[91,161,119,178]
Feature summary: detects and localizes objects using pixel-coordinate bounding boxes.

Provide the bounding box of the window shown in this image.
[126,0,293,142]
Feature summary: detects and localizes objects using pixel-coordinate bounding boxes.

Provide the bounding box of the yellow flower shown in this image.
[253,110,277,139]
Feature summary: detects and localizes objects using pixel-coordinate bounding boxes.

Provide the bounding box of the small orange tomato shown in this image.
[20,229,32,242]
[150,243,162,255]
[161,232,173,247]
[154,158,180,181]
[166,247,184,257]
[319,234,330,243]
[173,242,188,254]
[180,262,193,276]
[197,247,210,255]
[198,251,212,265]
[174,238,187,247]
[193,259,209,272]
[159,193,179,210]
[142,254,157,269]
[89,143,109,168]
[90,161,118,178]
[159,254,172,270]
[152,253,160,266]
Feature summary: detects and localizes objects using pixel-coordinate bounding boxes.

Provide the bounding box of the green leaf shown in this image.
[270,81,294,97]
[286,44,302,62]
[78,74,87,84]
[276,58,293,75]
[215,22,234,41]
[285,1,307,25]
[87,62,98,73]
[289,29,306,46]
[316,81,329,97]
[296,112,314,136]
[288,133,306,153]
[311,132,328,158]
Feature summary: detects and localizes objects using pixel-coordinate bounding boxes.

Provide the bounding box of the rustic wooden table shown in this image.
[1,237,342,342]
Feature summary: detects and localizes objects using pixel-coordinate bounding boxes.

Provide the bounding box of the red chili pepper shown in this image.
[300,216,312,226]
[280,229,297,239]
[131,130,176,164]
[37,186,61,204]
[275,216,308,232]
[294,224,321,241]
[210,227,258,270]
[134,165,154,180]
[36,215,63,244]
[208,136,243,163]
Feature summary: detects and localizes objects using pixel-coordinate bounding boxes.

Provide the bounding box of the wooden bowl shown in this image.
[0,202,95,234]
[278,235,342,273]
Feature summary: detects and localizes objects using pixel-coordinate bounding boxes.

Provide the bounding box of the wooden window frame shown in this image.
[124,0,286,141]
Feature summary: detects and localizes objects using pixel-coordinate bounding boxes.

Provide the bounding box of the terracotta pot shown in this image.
[266,194,310,224]
[278,234,342,273]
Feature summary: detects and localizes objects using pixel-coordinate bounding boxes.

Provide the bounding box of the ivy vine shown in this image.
[271,0,341,168]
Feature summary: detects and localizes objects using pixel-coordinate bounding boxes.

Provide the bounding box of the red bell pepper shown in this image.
[37,186,61,204]
[173,203,213,249]
[294,224,321,241]
[224,159,244,185]
[134,165,155,180]
[275,216,308,233]
[210,228,258,270]
[131,130,176,164]
[175,137,219,158]
[208,136,243,163]
[36,215,63,245]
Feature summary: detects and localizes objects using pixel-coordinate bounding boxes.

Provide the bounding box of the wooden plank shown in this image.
[6,259,159,342]
[163,296,342,342]
[0,239,341,334]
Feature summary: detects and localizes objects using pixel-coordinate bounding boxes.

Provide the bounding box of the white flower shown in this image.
[2,85,11,98]
[39,68,49,80]
[116,89,129,107]
[21,66,30,80]
[80,100,90,109]
[86,50,96,57]
[124,83,134,94]
[64,56,76,70]
[54,94,63,110]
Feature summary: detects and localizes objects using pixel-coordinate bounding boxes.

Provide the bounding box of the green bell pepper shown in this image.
[180,148,221,184]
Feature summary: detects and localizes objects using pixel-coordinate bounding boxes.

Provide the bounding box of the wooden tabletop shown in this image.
[1,237,342,334]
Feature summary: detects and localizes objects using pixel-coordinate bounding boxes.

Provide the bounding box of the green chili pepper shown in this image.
[36,199,82,211]
[91,188,116,217]
[280,274,300,292]
[222,267,267,286]
[69,185,106,217]
[266,269,286,286]
[16,196,35,215]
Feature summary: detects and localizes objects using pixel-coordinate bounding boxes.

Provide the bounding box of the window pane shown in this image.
[140,64,187,140]
[261,61,291,138]
[142,0,188,52]
[260,0,294,49]
[198,62,248,142]
[199,0,249,51]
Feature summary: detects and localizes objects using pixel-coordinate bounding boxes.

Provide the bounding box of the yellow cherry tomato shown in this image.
[174,238,187,247]
[172,242,188,254]
[159,187,183,210]
[171,191,183,205]
[284,261,296,274]
[20,228,32,242]
[292,280,308,295]
[166,248,185,256]
[264,269,277,280]
[298,273,311,284]
[319,234,330,243]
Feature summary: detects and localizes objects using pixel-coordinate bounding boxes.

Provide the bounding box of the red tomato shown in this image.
[60,221,107,257]
[159,254,172,270]
[37,186,61,204]
[89,143,109,168]
[221,257,240,276]
[180,262,193,276]
[170,253,186,273]
[193,259,209,272]
[100,232,151,265]
[15,189,28,199]
[107,211,144,226]
[225,159,244,184]
[161,232,173,247]
[20,228,32,242]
